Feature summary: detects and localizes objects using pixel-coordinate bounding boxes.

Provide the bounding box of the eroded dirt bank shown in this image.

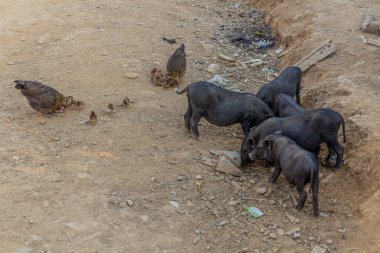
[251,0,380,251]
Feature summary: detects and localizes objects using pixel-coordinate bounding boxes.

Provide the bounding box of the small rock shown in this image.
[228,200,239,206]
[240,248,249,253]
[311,245,327,253]
[126,199,134,206]
[256,187,268,194]
[285,227,301,235]
[124,73,139,79]
[42,201,49,207]
[141,215,149,223]
[218,220,228,226]
[7,61,14,65]
[151,177,157,182]
[176,175,186,181]
[293,232,301,239]
[119,201,127,207]
[201,156,215,167]
[326,239,333,245]
[277,229,285,236]
[215,156,242,177]
[39,120,46,125]
[231,180,242,190]
[264,187,273,198]
[286,214,297,223]
[169,201,179,208]
[207,63,220,73]
[195,175,203,180]
[269,233,277,239]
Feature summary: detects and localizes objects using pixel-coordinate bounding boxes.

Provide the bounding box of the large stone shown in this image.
[215,156,242,177]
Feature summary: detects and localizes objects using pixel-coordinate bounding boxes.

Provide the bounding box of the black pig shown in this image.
[176,82,274,138]
[240,108,346,167]
[256,66,302,108]
[263,132,319,216]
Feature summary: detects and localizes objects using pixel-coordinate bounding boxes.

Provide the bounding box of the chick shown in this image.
[122,97,130,107]
[14,80,69,114]
[88,111,98,125]
[166,44,186,83]
[106,103,114,116]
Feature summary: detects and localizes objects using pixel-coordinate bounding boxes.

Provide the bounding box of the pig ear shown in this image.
[264,139,272,151]
[274,130,282,135]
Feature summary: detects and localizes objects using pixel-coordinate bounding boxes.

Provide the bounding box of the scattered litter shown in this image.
[360,35,380,47]
[274,46,285,55]
[207,74,230,87]
[246,207,263,218]
[207,63,220,73]
[217,53,235,62]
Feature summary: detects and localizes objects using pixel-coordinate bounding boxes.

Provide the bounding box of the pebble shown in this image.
[124,73,139,79]
[7,61,14,65]
[285,227,301,235]
[195,175,203,180]
[277,228,285,236]
[311,245,327,253]
[42,201,49,207]
[218,220,228,226]
[228,200,238,206]
[39,120,46,125]
[169,201,179,208]
[256,187,268,194]
[207,63,220,73]
[126,199,134,206]
[264,187,273,197]
[240,248,249,253]
[141,215,150,223]
[151,177,157,182]
[293,232,301,239]
[119,201,127,207]
[176,175,186,181]
[326,239,333,245]
[269,233,277,239]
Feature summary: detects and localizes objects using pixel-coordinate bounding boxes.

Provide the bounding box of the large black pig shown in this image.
[176,82,274,138]
[256,66,302,108]
[240,108,346,167]
[262,132,319,216]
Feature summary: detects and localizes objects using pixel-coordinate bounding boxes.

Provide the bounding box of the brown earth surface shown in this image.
[0,0,379,252]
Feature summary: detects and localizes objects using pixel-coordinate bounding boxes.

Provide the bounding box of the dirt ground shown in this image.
[0,0,379,252]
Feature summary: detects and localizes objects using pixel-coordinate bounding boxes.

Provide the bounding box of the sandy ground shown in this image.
[0,0,378,252]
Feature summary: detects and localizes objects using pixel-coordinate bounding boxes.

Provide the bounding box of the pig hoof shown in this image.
[268,177,275,183]
[313,210,320,216]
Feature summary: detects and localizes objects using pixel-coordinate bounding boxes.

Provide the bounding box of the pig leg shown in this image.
[312,145,320,160]
[296,185,307,210]
[190,111,202,139]
[325,146,334,161]
[184,104,192,131]
[325,138,344,168]
[268,163,281,183]
[311,178,320,216]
